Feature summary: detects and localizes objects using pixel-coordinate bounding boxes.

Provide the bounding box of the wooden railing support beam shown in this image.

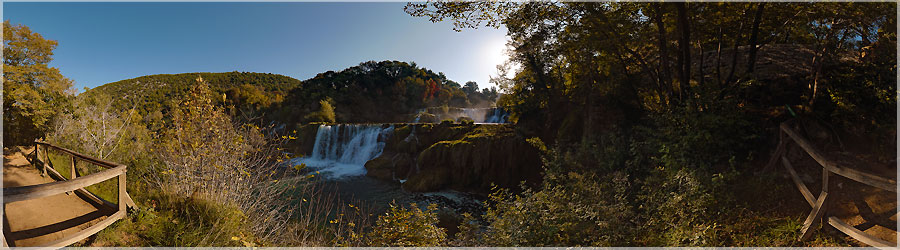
[799,191,829,242]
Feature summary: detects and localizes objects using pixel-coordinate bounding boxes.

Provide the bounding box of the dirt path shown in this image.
[3,147,110,247]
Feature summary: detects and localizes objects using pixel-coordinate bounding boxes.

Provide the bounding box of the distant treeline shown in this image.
[82,60,500,131]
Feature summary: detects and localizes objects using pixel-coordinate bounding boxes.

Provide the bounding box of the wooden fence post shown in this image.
[118,172,127,213]
[41,145,48,177]
[70,155,77,180]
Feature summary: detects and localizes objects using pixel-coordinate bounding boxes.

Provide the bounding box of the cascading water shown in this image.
[461,107,509,123]
[483,108,509,123]
[294,124,394,179]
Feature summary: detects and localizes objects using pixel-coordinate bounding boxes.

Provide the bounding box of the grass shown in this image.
[83,190,254,247]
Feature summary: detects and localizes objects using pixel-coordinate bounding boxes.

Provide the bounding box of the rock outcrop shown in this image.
[365,123,543,194]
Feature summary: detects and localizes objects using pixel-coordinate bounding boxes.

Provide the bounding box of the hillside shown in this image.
[269,60,496,124]
[82,72,303,126]
[84,61,499,127]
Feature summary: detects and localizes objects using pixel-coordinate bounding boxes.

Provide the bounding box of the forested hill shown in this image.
[82,72,302,123]
[83,61,500,127]
[269,60,498,124]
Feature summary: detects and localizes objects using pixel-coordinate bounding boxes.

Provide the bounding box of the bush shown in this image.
[89,190,256,247]
[439,119,455,126]
[471,144,635,246]
[155,77,298,244]
[366,203,447,246]
[633,102,762,171]
[304,98,336,123]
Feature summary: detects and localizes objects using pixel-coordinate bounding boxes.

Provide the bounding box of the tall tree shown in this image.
[3,21,73,146]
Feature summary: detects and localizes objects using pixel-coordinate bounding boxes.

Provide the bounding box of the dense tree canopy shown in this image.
[407,2,896,145]
[273,60,498,124]
[3,20,74,146]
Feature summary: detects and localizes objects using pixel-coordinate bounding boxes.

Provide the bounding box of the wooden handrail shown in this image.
[34,141,123,169]
[780,123,897,192]
[3,165,126,203]
[3,141,134,247]
[776,121,897,247]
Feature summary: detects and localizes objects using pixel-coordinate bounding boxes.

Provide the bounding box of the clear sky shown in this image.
[3,2,510,92]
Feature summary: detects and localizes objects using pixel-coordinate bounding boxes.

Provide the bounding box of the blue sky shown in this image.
[3,2,510,92]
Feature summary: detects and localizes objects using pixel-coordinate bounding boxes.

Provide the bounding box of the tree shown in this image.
[305,98,336,123]
[48,92,144,160]
[3,21,73,146]
[462,81,479,95]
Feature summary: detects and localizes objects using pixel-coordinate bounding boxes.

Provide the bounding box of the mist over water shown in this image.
[414,107,510,123]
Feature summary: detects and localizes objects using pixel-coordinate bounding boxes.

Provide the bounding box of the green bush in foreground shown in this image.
[367,203,446,247]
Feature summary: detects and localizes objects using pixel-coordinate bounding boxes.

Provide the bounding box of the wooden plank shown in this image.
[827,216,895,247]
[40,145,48,177]
[35,210,125,248]
[70,155,77,180]
[3,166,126,203]
[34,141,122,169]
[39,156,119,208]
[124,193,136,208]
[782,156,816,206]
[30,150,130,210]
[781,124,897,192]
[118,173,126,212]
[799,191,828,241]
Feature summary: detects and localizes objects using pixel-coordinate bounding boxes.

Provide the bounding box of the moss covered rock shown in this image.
[402,125,542,193]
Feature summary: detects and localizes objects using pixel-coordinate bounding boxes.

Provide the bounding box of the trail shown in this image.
[2,147,112,247]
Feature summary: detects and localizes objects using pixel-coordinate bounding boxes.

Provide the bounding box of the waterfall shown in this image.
[461,107,508,123]
[483,108,509,123]
[295,124,394,179]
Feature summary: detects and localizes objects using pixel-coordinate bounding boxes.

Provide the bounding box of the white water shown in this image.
[483,108,508,123]
[293,124,394,179]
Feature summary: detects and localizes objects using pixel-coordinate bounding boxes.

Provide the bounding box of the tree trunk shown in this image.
[716,26,724,86]
[726,7,748,85]
[746,3,766,76]
[675,2,691,101]
[653,3,674,104]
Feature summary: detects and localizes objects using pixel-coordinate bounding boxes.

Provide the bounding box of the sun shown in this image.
[482,38,509,73]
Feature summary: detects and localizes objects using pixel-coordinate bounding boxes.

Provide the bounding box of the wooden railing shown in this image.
[771,121,896,247]
[2,140,135,247]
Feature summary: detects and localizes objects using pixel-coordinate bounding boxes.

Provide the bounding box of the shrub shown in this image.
[439,119,455,126]
[473,144,635,247]
[304,98,336,123]
[155,76,298,244]
[366,203,447,246]
[89,190,255,247]
[633,102,762,171]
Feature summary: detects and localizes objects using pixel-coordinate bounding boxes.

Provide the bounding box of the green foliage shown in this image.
[474,143,635,246]
[82,71,301,131]
[633,102,762,170]
[3,21,74,146]
[47,91,159,180]
[90,191,257,247]
[305,98,337,123]
[367,203,447,247]
[277,60,480,124]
